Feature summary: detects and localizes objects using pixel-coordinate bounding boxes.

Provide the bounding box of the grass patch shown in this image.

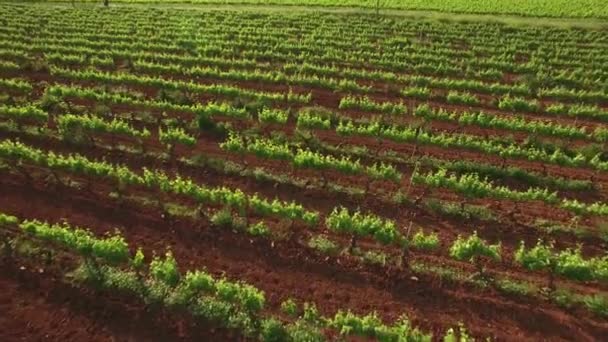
[307,234,339,256]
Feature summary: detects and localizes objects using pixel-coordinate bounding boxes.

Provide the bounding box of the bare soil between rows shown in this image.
[1,172,607,341]
[2,64,608,342]
[3,118,607,258]
[0,258,241,342]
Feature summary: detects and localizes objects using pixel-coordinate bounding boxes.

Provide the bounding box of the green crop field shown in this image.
[0,1,607,341]
[16,0,608,18]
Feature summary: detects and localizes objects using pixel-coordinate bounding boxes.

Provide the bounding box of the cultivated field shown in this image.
[14,0,608,18]
[0,2,607,341]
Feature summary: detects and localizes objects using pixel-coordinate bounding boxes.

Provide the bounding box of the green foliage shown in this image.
[408,74,530,96]
[281,298,299,317]
[560,199,608,216]
[336,118,605,171]
[16,0,608,18]
[171,268,264,314]
[296,108,332,130]
[51,67,310,105]
[0,78,32,92]
[260,318,289,342]
[222,132,399,182]
[210,207,235,228]
[133,59,368,93]
[216,278,266,312]
[99,266,144,295]
[550,289,577,309]
[0,105,48,126]
[515,240,555,273]
[247,221,270,237]
[592,256,608,281]
[0,140,125,182]
[158,126,196,147]
[495,279,536,297]
[197,101,250,119]
[329,311,431,341]
[182,270,216,294]
[515,241,608,281]
[554,247,594,281]
[366,162,401,183]
[546,103,608,121]
[221,132,292,160]
[302,302,321,325]
[583,294,608,317]
[0,213,18,226]
[540,87,608,103]
[401,86,431,100]
[361,250,388,266]
[58,114,150,139]
[287,320,325,342]
[47,85,251,128]
[307,234,339,255]
[19,219,130,264]
[339,95,406,115]
[326,207,400,245]
[414,104,590,141]
[498,95,539,112]
[413,168,558,204]
[0,60,19,71]
[0,139,319,226]
[411,230,440,251]
[443,323,474,342]
[425,199,495,221]
[248,194,319,226]
[294,148,363,175]
[432,158,592,192]
[190,297,234,326]
[149,251,180,287]
[449,231,501,266]
[5,7,608,339]
[132,248,145,270]
[446,91,479,106]
[258,107,289,124]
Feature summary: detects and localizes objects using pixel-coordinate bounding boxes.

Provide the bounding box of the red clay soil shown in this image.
[4,126,607,260]
[27,64,605,135]
[1,173,607,341]
[2,70,608,341]
[22,71,607,202]
[3,113,608,261]
[0,261,240,342]
[38,72,607,188]
[2,157,605,297]
[115,66,608,129]
[1,127,603,296]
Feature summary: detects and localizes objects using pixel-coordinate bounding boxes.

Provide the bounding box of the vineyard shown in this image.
[13,0,608,19]
[0,2,607,341]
